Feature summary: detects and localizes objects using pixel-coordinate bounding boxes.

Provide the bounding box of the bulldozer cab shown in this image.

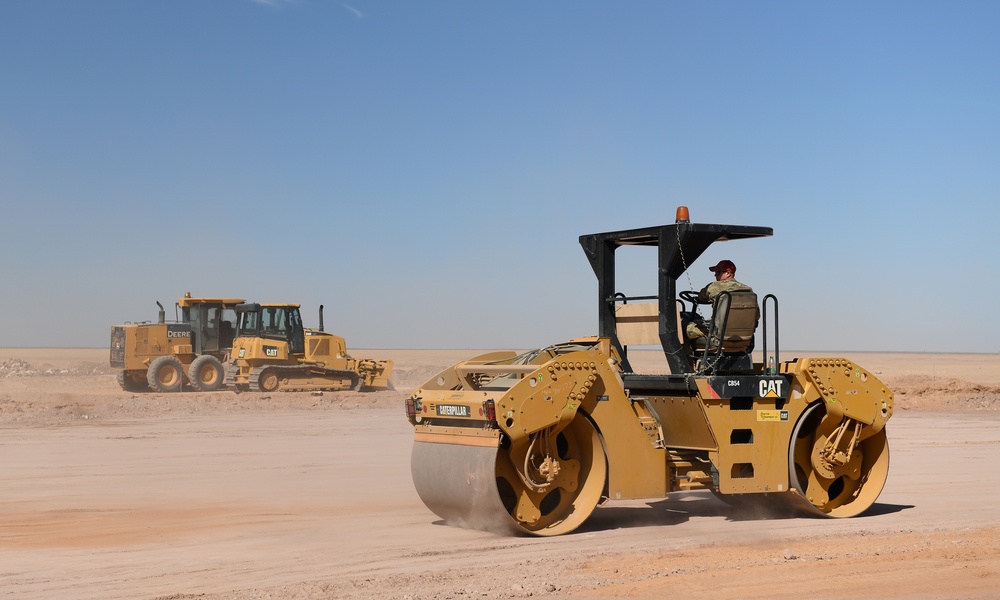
[235,303,306,355]
[579,206,771,375]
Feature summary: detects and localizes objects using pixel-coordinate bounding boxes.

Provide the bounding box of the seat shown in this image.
[689,290,760,353]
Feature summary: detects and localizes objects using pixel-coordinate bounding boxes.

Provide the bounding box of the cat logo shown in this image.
[759,379,784,398]
[264,346,279,358]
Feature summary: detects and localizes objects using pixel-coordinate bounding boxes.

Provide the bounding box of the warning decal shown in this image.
[757,410,789,422]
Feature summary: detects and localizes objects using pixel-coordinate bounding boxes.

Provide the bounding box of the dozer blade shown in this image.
[411,440,524,536]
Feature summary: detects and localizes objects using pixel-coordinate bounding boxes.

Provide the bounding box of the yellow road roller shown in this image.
[406,207,893,536]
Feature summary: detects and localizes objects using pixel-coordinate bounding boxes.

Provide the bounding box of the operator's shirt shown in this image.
[697,278,753,304]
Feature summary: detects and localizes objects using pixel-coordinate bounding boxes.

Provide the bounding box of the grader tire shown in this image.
[188,355,225,392]
[147,355,185,393]
[116,370,149,392]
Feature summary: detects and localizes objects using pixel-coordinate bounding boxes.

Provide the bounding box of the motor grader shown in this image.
[406,207,893,536]
[110,293,244,392]
[226,302,393,392]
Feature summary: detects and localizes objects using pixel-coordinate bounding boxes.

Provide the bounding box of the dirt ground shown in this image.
[2,348,1000,599]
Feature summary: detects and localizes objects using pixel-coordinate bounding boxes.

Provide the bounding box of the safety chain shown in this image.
[675,220,696,297]
[674,221,704,384]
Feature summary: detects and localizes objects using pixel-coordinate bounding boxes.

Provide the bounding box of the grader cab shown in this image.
[406,207,893,536]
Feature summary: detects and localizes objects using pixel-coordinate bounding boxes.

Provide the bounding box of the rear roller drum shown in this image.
[788,401,890,517]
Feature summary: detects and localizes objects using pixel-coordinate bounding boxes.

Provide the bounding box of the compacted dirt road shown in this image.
[2,349,999,599]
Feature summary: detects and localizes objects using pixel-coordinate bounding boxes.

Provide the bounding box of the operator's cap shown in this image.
[709,259,736,273]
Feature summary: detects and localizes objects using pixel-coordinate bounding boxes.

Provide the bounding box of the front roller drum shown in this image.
[411,442,522,535]
[411,414,607,536]
[788,401,890,517]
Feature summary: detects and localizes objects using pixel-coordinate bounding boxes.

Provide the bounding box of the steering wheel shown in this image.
[679,290,703,306]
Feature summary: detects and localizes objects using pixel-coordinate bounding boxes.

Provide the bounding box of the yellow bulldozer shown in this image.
[406,207,893,536]
[226,302,393,392]
[110,293,245,392]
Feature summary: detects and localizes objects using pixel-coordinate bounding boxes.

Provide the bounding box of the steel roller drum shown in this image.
[411,414,607,536]
[410,441,526,535]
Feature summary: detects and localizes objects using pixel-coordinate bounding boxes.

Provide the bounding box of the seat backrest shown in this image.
[709,290,759,352]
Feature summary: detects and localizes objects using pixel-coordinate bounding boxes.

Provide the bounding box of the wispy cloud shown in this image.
[340,3,364,18]
[248,0,363,17]
[248,0,297,8]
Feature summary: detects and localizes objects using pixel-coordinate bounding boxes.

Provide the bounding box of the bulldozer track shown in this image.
[224,364,242,388]
[247,364,361,392]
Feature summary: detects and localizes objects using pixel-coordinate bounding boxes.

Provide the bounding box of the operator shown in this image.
[682,259,754,341]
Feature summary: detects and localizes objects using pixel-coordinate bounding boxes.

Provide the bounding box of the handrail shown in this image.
[762,293,779,374]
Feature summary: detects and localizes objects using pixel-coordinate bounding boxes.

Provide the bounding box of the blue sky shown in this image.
[1,1,998,352]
